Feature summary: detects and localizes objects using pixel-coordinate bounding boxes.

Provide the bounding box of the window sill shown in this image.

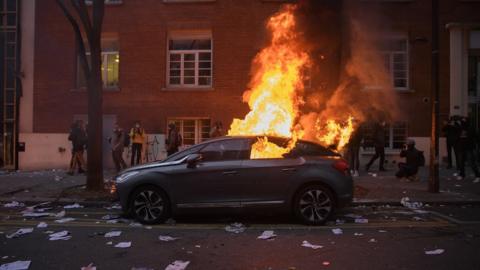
[162,87,214,92]
[70,86,121,92]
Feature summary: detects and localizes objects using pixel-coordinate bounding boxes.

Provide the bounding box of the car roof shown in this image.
[203,135,325,147]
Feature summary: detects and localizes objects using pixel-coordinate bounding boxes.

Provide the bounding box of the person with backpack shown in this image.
[395,139,425,181]
[129,121,146,166]
[110,123,127,172]
[166,123,182,156]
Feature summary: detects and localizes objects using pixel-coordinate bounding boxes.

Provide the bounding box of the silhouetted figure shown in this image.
[365,121,386,172]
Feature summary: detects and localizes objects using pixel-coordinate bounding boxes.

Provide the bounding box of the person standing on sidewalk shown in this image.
[111,123,127,172]
[166,123,182,156]
[68,120,87,175]
[347,121,364,177]
[365,121,386,172]
[456,117,480,180]
[129,121,146,166]
[442,116,461,169]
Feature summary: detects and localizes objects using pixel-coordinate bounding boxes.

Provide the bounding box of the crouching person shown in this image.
[395,139,425,181]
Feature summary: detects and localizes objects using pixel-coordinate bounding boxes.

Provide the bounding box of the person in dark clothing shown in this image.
[365,121,386,172]
[111,123,127,173]
[129,121,146,166]
[67,120,87,175]
[166,123,182,156]
[442,116,461,169]
[395,139,424,181]
[347,122,364,177]
[456,117,480,179]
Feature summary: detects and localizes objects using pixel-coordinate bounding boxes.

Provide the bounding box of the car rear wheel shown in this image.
[130,186,170,224]
[294,185,335,225]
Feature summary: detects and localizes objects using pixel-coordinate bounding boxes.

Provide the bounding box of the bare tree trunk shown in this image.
[57,0,105,191]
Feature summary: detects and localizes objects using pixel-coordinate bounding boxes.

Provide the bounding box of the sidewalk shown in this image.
[1,167,480,206]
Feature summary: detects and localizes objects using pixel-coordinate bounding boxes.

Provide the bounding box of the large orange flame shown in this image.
[228,5,355,158]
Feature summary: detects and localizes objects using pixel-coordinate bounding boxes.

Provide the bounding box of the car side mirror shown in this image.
[186,153,202,169]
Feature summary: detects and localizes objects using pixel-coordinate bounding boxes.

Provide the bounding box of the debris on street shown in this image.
[104,231,122,238]
[159,235,179,242]
[0,260,31,270]
[36,222,47,228]
[301,240,323,249]
[63,203,83,209]
[400,197,423,209]
[165,260,190,270]
[80,263,96,270]
[354,233,364,236]
[48,231,71,241]
[2,202,25,208]
[331,228,343,235]
[354,218,368,224]
[54,218,75,223]
[6,228,34,239]
[425,249,445,255]
[114,242,132,248]
[225,223,246,234]
[257,230,276,240]
[54,210,66,218]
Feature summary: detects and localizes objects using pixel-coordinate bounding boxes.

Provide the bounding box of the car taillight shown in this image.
[333,159,349,175]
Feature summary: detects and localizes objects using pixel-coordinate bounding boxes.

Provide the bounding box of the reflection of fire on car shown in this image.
[115,136,353,225]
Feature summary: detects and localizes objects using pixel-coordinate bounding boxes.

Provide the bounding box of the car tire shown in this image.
[293,184,335,225]
[129,185,170,224]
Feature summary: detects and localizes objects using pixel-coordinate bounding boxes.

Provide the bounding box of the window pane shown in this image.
[394,79,407,88]
[200,139,248,162]
[198,77,211,86]
[199,69,211,76]
[170,62,181,69]
[184,77,195,84]
[199,52,211,61]
[169,39,211,50]
[394,71,407,79]
[184,54,195,61]
[6,32,15,42]
[106,53,119,87]
[184,62,195,69]
[170,70,181,77]
[199,62,211,69]
[169,77,180,85]
[393,53,406,63]
[184,70,195,77]
[102,39,119,52]
[170,54,181,61]
[7,14,16,26]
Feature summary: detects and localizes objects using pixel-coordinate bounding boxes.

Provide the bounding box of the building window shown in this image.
[167,33,212,88]
[168,118,211,145]
[380,37,409,90]
[363,121,408,150]
[77,38,120,89]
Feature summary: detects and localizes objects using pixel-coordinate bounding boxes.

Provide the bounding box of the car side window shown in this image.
[162,144,203,162]
[199,139,249,162]
[285,141,339,158]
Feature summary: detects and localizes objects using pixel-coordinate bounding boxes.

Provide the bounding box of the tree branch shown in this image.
[56,0,91,79]
[71,0,93,36]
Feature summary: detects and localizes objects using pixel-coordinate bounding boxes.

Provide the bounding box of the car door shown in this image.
[170,138,250,209]
[240,137,305,205]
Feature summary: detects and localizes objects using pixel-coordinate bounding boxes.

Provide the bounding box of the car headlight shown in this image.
[115,171,140,183]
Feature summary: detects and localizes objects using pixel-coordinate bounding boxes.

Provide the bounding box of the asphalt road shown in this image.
[1,203,479,270]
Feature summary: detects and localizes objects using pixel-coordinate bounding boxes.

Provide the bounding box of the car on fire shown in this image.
[115,136,353,225]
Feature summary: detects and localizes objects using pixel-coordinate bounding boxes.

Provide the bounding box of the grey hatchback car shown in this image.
[115,136,353,225]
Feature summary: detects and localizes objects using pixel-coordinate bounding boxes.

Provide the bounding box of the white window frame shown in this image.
[167,118,211,146]
[381,35,410,91]
[78,51,119,89]
[363,121,408,151]
[167,31,213,89]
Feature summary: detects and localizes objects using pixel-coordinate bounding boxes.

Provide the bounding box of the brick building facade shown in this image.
[5,0,480,169]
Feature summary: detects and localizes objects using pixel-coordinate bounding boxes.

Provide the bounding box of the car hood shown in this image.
[119,157,187,174]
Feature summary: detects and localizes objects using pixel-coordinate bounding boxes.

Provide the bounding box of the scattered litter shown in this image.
[165,260,190,270]
[354,218,368,224]
[400,197,423,209]
[301,240,323,249]
[2,202,25,208]
[63,203,83,209]
[22,213,50,218]
[105,204,122,210]
[145,226,152,230]
[474,178,480,184]
[257,230,276,240]
[1,257,8,260]
[37,222,47,228]
[344,214,362,219]
[54,210,66,218]
[354,233,364,236]
[104,231,122,238]
[413,209,429,214]
[159,235,179,242]
[6,228,33,239]
[372,173,377,177]
[80,263,96,270]
[331,228,343,235]
[412,216,424,221]
[114,242,131,248]
[378,230,387,233]
[129,222,143,228]
[195,245,201,248]
[322,261,330,266]
[369,238,377,243]
[225,223,245,234]
[49,231,71,241]
[335,219,345,225]
[425,249,444,255]
[455,184,462,187]
[0,260,31,270]
[54,175,62,182]
[101,214,120,220]
[54,218,75,223]
[106,241,113,245]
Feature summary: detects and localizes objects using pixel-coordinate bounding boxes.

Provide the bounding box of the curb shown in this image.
[351,199,480,207]
[0,197,117,208]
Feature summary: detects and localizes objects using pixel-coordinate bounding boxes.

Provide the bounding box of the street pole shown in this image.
[429,0,440,193]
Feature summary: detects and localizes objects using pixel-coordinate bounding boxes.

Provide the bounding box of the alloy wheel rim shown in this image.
[299,189,332,222]
[133,190,164,221]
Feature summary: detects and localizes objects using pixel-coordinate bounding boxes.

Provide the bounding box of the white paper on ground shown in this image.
[129,222,143,228]
[49,230,71,241]
[80,263,96,270]
[104,231,122,238]
[54,210,65,218]
[332,228,343,235]
[114,242,131,248]
[37,222,48,228]
[301,240,323,249]
[225,223,245,234]
[54,218,75,223]
[343,213,362,219]
[354,233,364,236]
[6,228,34,239]
[425,249,444,255]
[63,203,83,209]
[159,235,179,242]
[0,260,31,270]
[165,260,190,270]
[369,238,377,243]
[22,213,50,218]
[2,202,25,208]
[257,230,276,240]
[354,218,368,224]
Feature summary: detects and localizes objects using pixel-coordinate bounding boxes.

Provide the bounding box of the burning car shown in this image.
[115,136,353,225]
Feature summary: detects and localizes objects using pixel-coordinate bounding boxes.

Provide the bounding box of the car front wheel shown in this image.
[294,185,335,225]
[130,186,170,224]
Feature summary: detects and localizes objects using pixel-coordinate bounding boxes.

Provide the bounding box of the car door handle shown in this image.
[222,171,238,175]
[281,168,297,172]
